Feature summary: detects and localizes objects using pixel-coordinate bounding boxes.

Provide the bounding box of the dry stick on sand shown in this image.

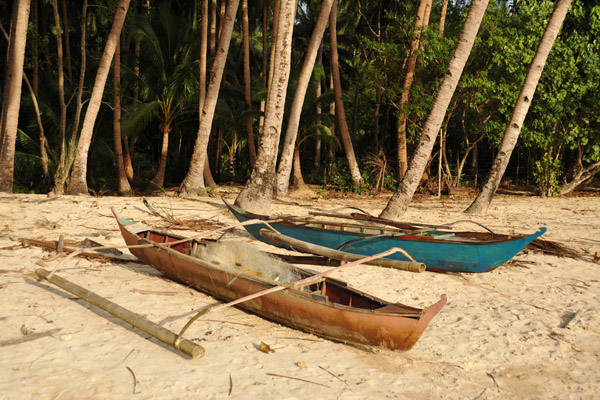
[173,247,415,348]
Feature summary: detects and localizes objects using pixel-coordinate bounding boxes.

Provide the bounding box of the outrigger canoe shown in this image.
[116,215,447,351]
[223,200,546,273]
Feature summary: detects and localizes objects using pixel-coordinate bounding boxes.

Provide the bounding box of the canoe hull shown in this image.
[117,219,446,351]
[224,200,546,273]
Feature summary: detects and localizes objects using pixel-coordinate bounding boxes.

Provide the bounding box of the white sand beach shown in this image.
[0,190,599,399]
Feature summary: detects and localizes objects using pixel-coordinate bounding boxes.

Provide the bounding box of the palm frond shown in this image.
[122,101,162,138]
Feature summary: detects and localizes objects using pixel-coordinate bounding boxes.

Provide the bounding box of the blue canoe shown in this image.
[223,200,546,273]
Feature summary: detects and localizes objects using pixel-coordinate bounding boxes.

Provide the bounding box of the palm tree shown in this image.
[66,0,131,194]
[465,0,573,214]
[275,0,334,197]
[329,0,363,189]
[242,0,256,167]
[122,3,198,191]
[0,0,31,192]
[179,0,241,196]
[379,0,490,219]
[113,33,131,194]
[235,0,297,213]
[396,0,430,180]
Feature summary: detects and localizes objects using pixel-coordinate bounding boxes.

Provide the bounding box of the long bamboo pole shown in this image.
[35,268,204,358]
[259,229,425,273]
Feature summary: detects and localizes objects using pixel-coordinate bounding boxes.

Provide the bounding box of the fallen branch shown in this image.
[319,365,349,386]
[0,328,62,347]
[20,238,141,264]
[125,366,139,394]
[266,373,329,388]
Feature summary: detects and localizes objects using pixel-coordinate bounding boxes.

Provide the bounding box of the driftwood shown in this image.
[258,228,426,273]
[20,237,142,264]
[35,269,204,359]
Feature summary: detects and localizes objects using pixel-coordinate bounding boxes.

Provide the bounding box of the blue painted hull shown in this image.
[224,200,546,273]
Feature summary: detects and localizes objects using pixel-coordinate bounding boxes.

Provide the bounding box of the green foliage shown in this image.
[534,155,562,196]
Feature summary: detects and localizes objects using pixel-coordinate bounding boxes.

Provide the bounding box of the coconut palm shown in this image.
[380,0,490,219]
[0,0,31,192]
[122,2,199,190]
[465,0,573,214]
[65,0,130,194]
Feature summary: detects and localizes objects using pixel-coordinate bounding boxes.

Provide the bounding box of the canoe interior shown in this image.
[279,216,524,244]
[139,229,422,316]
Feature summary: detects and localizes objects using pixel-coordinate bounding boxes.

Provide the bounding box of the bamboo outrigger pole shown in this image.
[35,268,205,359]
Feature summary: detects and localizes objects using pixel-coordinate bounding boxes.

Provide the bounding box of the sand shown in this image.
[0,189,599,399]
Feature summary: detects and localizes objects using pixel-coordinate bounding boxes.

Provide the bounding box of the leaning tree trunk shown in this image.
[147,125,170,190]
[235,0,297,214]
[179,0,240,196]
[66,0,130,195]
[113,34,131,194]
[199,0,217,189]
[257,0,269,137]
[560,161,600,195]
[242,0,256,167]
[379,0,490,220]
[275,0,334,197]
[329,0,363,188]
[396,0,429,180]
[0,0,30,193]
[465,0,572,215]
[311,44,324,180]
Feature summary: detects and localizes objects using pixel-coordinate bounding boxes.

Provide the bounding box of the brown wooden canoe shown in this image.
[116,216,447,351]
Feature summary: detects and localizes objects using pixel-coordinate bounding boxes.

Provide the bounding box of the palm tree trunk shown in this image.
[60,0,72,82]
[0,0,30,192]
[113,33,131,194]
[199,0,208,113]
[396,0,429,180]
[267,0,281,94]
[66,0,130,195]
[235,0,297,213]
[311,44,323,180]
[292,146,305,187]
[258,0,269,136]
[199,0,216,189]
[439,0,449,37]
[65,0,88,181]
[210,0,216,54]
[52,0,87,194]
[275,0,334,197]
[179,0,240,196]
[123,138,134,181]
[49,0,68,194]
[327,72,339,176]
[329,0,363,188]
[379,0,490,219]
[242,0,256,167]
[31,0,39,94]
[40,1,51,79]
[465,0,572,214]
[148,125,170,189]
